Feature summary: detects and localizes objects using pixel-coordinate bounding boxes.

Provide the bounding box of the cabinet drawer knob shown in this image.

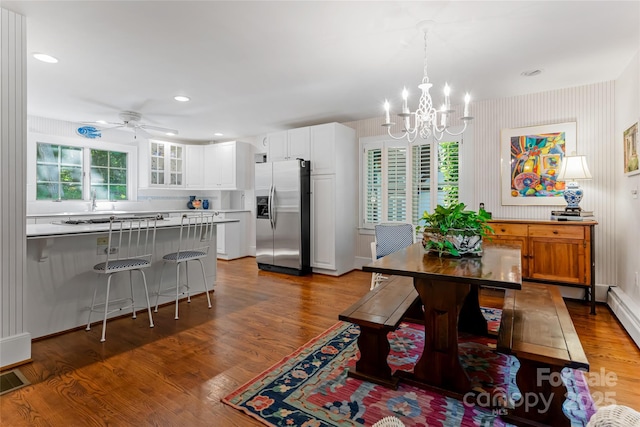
[501,228,506,232]
[553,230,558,234]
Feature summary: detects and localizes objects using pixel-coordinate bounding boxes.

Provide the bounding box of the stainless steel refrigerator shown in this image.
[255,159,311,275]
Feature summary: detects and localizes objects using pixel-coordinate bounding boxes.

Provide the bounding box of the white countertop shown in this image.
[27,209,250,218]
[27,216,239,239]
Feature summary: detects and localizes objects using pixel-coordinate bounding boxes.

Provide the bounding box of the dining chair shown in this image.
[154,213,215,319]
[370,222,416,290]
[86,215,158,342]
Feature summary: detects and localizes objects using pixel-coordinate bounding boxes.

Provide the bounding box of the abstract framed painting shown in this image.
[623,121,639,176]
[501,122,576,206]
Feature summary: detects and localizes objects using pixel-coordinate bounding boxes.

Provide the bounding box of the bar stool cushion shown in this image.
[162,250,207,261]
[93,258,151,272]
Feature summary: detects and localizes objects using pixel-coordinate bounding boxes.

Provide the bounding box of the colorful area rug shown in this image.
[223,308,596,426]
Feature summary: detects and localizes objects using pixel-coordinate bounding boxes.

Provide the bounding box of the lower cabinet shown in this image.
[485,219,597,313]
[216,211,250,260]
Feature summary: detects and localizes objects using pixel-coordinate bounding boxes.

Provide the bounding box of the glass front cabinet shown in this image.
[149,141,184,187]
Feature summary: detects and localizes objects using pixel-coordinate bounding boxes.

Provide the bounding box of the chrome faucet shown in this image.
[91,190,97,211]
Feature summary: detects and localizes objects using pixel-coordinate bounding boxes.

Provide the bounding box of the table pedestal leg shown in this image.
[459,284,489,335]
[348,325,399,389]
[412,278,472,393]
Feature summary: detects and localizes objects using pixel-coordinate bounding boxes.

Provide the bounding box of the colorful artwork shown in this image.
[624,122,639,176]
[509,132,565,197]
[501,122,576,206]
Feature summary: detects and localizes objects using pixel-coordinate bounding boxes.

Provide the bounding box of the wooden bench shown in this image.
[498,282,589,427]
[339,275,421,389]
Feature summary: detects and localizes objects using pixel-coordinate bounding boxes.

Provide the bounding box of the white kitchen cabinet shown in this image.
[267,128,310,162]
[311,175,336,270]
[139,140,186,188]
[216,211,250,260]
[204,141,251,190]
[309,122,357,276]
[185,145,205,188]
[310,123,337,175]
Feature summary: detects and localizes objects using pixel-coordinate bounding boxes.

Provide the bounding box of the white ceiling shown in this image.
[4,1,640,143]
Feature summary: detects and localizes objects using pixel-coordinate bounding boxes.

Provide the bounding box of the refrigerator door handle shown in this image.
[271,185,277,228]
[269,184,275,229]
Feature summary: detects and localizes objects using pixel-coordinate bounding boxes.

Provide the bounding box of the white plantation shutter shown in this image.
[411,144,432,225]
[386,146,407,221]
[362,136,461,228]
[364,146,382,225]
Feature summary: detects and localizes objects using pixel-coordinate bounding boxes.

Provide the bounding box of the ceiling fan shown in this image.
[82,111,179,139]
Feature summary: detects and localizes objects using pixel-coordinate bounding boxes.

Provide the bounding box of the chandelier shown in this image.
[382,21,473,142]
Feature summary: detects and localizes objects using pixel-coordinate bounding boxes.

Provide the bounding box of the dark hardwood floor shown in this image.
[1,257,639,425]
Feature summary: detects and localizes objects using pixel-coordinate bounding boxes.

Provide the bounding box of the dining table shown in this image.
[362,242,522,394]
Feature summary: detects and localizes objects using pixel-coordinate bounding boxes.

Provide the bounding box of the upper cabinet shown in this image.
[204,141,251,190]
[185,145,205,188]
[267,128,310,162]
[139,140,185,188]
[140,140,250,190]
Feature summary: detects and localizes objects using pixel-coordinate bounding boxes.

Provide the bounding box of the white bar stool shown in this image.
[154,213,215,319]
[86,215,158,342]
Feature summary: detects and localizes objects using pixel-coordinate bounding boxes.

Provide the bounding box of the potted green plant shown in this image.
[417,203,493,257]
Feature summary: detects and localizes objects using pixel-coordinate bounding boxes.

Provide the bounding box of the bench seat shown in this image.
[339,275,421,388]
[498,282,589,427]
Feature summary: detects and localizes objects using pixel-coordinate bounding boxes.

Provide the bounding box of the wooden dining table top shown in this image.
[363,242,522,290]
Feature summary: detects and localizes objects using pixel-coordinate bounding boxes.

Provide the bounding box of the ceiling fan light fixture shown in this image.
[174,95,190,102]
[33,53,58,63]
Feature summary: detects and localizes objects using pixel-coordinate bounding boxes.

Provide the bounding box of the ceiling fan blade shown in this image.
[134,127,153,140]
[80,121,123,127]
[140,124,179,135]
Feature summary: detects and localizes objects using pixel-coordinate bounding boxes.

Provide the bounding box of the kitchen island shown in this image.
[26,213,239,338]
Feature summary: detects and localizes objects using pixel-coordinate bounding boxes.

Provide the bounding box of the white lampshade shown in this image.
[557,155,592,181]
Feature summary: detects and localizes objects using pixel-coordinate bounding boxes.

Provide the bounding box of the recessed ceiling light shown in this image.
[33,53,58,63]
[214,132,223,137]
[96,120,108,124]
[174,95,190,102]
[166,131,177,136]
[521,69,543,77]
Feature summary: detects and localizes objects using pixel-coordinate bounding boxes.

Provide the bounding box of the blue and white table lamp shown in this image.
[557,153,592,212]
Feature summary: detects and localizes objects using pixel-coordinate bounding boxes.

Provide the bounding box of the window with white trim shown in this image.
[362,137,461,228]
[35,142,131,201]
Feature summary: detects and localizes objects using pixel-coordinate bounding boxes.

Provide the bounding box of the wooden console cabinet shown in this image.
[486,219,597,314]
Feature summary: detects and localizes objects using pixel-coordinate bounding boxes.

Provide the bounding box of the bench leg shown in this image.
[505,359,570,427]
[348,325,399,389]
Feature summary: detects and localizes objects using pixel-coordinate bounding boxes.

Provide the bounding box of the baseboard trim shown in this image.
[0,333,32,370]
[608,287,640,348]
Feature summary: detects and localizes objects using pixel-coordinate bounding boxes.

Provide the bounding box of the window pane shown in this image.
[37,164,59,182]
[37,183,58,199]
[61,183,82,199]
[60,166,82,183]
[90,167,108,183]
[91,149,109,167]
[171,173,177,185]
[37,143,58,163]
[61,146,82,165]
[110,185,127,200]
[437,141,459,208]
[111,169,126,184]
[91,185,108,200]
[109,151,126,168]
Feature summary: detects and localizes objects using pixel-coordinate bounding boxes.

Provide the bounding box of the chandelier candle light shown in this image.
[383,21,473,142]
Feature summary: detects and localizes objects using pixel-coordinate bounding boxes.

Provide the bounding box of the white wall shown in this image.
[0,8,29,368]
[610,52,640,346]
